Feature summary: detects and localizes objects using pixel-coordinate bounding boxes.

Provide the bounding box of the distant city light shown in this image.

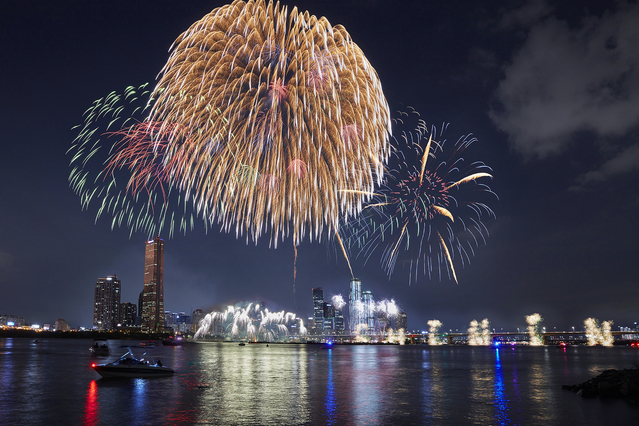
[7,321,14,326]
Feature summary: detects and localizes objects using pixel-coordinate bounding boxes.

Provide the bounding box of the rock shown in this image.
[563,366,639,403]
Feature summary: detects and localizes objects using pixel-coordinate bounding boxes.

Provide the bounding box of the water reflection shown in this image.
[132,378,146,415]
[492,348,510,425]
[2,339,639,425]
[83,380,99,426]
[190,343,311,424]
[325,349,336,424]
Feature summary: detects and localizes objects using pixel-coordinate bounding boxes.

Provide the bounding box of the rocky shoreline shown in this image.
[562,367,639,403]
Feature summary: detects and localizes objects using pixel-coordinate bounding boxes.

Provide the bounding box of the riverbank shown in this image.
[0,328,170,340]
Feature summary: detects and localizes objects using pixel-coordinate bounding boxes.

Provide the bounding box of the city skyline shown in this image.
[1,1,638,331]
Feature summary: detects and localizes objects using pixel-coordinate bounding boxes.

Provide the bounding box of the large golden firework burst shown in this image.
[147,0,391,246]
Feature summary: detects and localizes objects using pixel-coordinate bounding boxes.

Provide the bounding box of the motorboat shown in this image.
[162,335,185,346]
[91,350,174,378]
[90,339,109,355]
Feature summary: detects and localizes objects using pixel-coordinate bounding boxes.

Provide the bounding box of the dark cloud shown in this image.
[490,1,639,172]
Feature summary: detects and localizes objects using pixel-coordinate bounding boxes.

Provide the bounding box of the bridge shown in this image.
[413,330,639,345]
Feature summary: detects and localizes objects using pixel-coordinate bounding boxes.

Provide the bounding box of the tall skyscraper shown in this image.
[362,290,375,333]
[142,236,164,332]
[93,275,121,330]
[312,287,324,332]
[334,305,345,332]
[349,278,362,333]
[323,302,335,331]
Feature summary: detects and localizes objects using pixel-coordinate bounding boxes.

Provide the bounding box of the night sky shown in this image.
[1,0,638,332]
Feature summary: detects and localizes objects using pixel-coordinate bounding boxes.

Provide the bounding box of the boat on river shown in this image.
[162,335,185,346]
[91,349,173,378]
[89,339,109,355]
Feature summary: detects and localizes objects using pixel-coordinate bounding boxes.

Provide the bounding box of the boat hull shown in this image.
[93,364,174,378]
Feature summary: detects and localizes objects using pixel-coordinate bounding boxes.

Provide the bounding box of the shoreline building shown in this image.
[348,278,362,333]
[312,287,324,333]
[142,236,164,332]
[93,275,121,330]
[363,290,375,332]
[334,304,345,333]
[323,302,335,332]
[120,302,137,327]
[396,311,407,332]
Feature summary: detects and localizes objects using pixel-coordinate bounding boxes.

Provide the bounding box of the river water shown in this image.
[1,338,637,425]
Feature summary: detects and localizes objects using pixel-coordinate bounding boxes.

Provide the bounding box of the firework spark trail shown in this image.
[584,318,614,346]
[428,319,443,345]
[69,0,390,248]
[342,109,497,284]
[526,313,543,346]
[147,0,390,246]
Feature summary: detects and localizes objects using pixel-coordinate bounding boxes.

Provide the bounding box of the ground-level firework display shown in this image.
[68,0,390,248]
[194,303,306,341]
[584,318,614,346]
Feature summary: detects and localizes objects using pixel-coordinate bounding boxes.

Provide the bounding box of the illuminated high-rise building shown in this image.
[396,311,407,332]
[312,287,324,332]
[93,275,121,330]
[142,236,164,332]
[334,305,345,332]
[191,308,204,334]
[323,302,335,331]
[348,278,362,333]
[362,290,375,333]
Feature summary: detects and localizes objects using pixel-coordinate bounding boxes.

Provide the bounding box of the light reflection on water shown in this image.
[325,348,336,424]
[0,338,638,425]
[493,348,510,425]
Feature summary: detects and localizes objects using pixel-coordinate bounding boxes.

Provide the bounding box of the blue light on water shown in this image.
[493,348,511,426]
[325,350,336,424]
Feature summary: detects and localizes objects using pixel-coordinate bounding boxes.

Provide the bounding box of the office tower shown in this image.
[120,302,137,327]
[349,278,362,333]
[135,291,144,326]
[323,302,335,331]
[93,275,121,330]
[362,290,375,333]
[191,309,204,334]
[312,287,324,332]
[164,311,173,329]
[396,311,407,331]
[334,305,345,332]
[142,236,164,332]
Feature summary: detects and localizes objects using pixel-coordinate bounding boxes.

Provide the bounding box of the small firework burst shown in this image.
[343,109,497,283]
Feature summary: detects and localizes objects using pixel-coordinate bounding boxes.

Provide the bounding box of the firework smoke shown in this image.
[468,318,491,345]
[428,319,443,345]
[526,313,543,346]
[584,318,614,346]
